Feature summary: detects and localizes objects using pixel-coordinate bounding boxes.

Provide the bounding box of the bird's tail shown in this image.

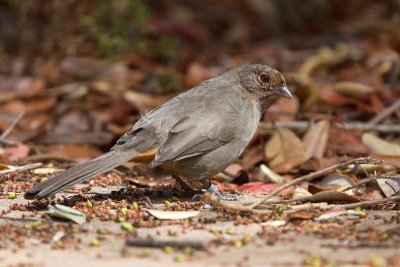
[25,149,137,199]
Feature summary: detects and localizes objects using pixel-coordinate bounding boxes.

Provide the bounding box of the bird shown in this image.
[25,63,292,200]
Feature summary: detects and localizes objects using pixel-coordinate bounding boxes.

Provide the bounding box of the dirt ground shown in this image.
[1,187,399,267]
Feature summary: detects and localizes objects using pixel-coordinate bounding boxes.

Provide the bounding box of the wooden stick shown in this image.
[126,238,208,250]
[340,175,400,192]
[331,195,400,209]
[248,157,381,209]
[0,111,25,140]
[367,98,400,125]
[204,193,272,215]
[0,163,43,178]
[214,194,399,214]
[258,121,400,133]
[0,139,15,146]
[207,187,398,215]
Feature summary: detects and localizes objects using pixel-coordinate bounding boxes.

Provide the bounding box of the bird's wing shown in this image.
[151,115,236,167]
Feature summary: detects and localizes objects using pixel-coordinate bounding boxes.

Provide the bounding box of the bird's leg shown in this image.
[200,179,239,201]
[172,175,195,192]
[172,176,237,201]
[191,179,224,201]
[199,179,222,197]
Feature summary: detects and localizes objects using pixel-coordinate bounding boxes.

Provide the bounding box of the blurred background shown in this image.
[0,0,399,176]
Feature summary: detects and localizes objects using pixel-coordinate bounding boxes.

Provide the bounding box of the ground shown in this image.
[1,185,399,267]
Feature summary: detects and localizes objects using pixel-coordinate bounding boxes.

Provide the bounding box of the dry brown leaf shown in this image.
[0,77,45,103]
[299,43,350,76]
[288,210,318,220]
[39,144,102,163]
[265,128,307,173]
[302,120,330,159]
[328,127,368,156]
[144,209,199,220]
[371,154,400,168]
[331,81,374,98]
[319,88,373,113]
[362,132,400,155]
[0,98,56,115]
[308,184,334,194]
[304,191,361,203]
[377,178,400,197]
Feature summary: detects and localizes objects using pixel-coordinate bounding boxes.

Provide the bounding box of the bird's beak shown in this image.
[273,85,292,99]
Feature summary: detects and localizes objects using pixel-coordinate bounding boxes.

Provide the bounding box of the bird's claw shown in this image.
[203,182,239,201]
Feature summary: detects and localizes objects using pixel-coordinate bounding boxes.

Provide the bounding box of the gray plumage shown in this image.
[25,63,292,199]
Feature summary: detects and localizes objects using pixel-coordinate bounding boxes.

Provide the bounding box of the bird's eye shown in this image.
[259,74,270,83]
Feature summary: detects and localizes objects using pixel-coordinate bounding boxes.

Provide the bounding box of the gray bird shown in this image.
[25,63,292,199]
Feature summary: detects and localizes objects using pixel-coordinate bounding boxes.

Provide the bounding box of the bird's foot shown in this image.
[171,176,239,201]
[205,182,221,196]
[191,180,239,201]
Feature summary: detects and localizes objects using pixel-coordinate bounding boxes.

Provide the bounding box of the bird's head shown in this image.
[237,63,292,110]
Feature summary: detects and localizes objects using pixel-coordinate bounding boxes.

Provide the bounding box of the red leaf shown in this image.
[0,142,30,163]
[238,182,278,194]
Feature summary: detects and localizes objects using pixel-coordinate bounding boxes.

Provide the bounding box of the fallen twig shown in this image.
[331,195,400,209]
[126,238,208,250]
[258,121,400,133]
[213,193,399,215]
[340,175,400,192]
[248,157,381,209]
[367,98,400,125]
[204,193,272,215]
[254,194,400,213]
[0,139,15,146]
[0,162,43,178]
[0,111,25,141]
[258,193,400,211]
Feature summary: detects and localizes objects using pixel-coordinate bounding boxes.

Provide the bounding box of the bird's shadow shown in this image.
[26,186,203,210]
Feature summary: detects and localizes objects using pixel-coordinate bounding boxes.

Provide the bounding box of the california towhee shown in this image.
[25,63,292,199]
